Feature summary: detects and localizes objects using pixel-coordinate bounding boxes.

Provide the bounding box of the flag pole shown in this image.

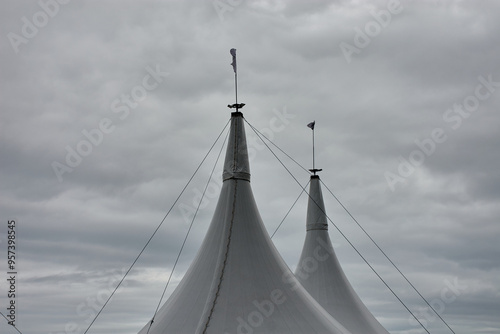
[235,70,238,111]
[312,127,315,171]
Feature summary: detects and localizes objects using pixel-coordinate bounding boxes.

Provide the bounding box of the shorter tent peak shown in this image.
[296,175,390,334]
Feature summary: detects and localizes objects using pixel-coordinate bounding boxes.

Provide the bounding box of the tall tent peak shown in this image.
[222,111,250,182]
[138,111,351,334]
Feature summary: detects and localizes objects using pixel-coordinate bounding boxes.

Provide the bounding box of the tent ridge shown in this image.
[197,179,239,333]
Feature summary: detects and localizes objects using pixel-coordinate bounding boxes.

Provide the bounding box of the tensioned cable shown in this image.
[270,180,310,239]
[146,126,230,333]
[248,118,455,334]
[245,119,431,334]
[243,120,309,239]
[82,119,231,334]
[310,188,430,333]
[248,124,310,174]
[0,311,23,333]
[320,180,456,334]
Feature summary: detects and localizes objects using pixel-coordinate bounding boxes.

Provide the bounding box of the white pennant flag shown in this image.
[230,48,237,73]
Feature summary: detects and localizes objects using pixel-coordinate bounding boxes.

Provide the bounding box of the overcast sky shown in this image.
[1,0,499,333]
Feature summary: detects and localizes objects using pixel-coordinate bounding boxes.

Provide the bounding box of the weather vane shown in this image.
[228,48,245,112]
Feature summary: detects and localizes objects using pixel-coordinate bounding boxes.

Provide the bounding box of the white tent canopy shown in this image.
[295,175,390,334]
[138,112,351,334]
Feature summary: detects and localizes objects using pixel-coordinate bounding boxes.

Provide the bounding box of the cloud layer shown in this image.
[1,1,499,333]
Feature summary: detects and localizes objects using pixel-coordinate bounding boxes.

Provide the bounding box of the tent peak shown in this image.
[306,176,328,231]
[296,176,390,334]
[222,111,251,182]
[138,110,350,334]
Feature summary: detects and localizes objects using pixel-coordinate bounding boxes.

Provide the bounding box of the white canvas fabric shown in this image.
[295,175,390,334]
[138,112,351,334]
